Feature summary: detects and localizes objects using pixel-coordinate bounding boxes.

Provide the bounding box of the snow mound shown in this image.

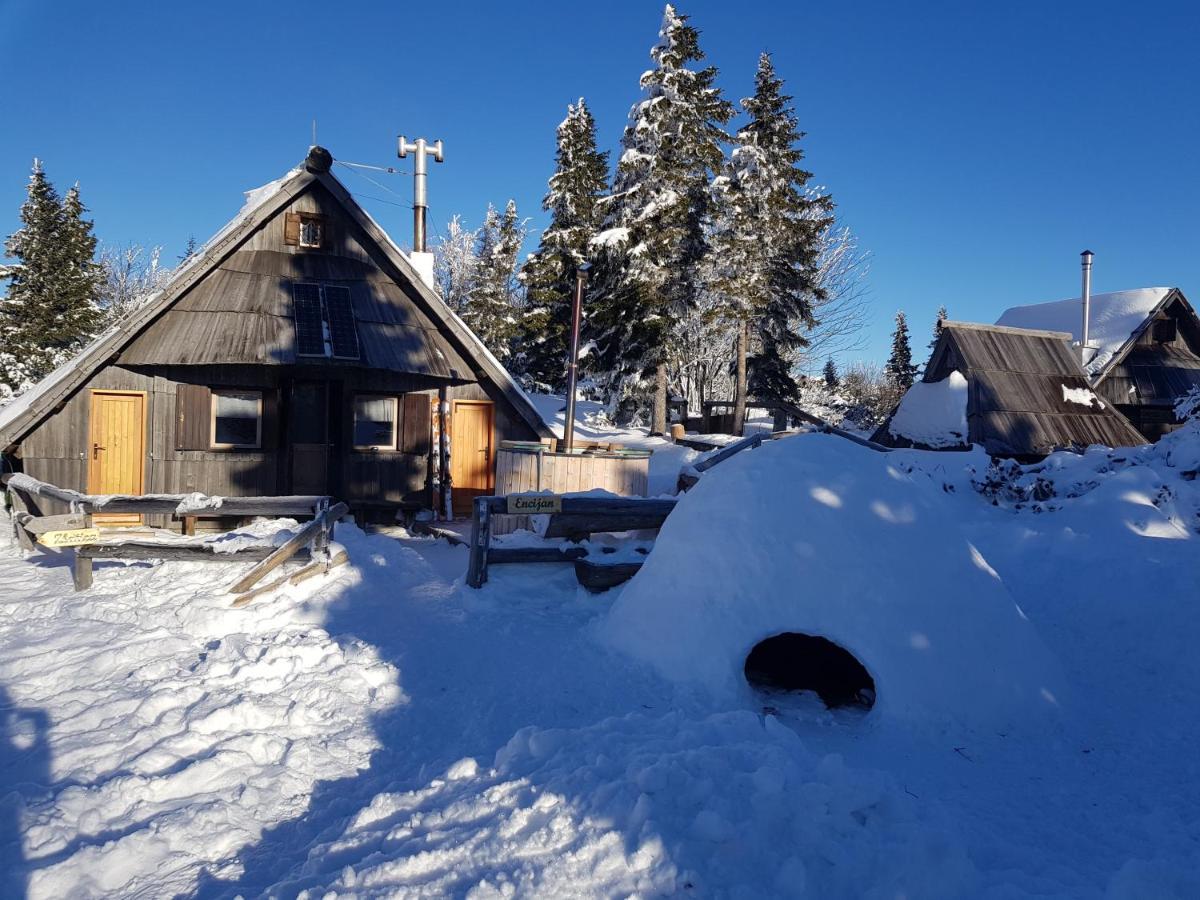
[602,434,1065,730]
[888,371,969,448]
[272,710,976,898]
[996,288,1171,374]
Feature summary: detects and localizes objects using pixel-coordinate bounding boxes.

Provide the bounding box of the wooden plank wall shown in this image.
[491,449,650,535]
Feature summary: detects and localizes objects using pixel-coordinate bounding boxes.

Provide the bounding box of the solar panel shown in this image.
[292,283,326,357]
[322,285,361,360]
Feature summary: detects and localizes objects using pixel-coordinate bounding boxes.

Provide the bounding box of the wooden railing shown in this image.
[466,494,677,588]
[3,473,347,600]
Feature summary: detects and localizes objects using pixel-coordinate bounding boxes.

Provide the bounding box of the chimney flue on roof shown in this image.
[1080,250,1094,362]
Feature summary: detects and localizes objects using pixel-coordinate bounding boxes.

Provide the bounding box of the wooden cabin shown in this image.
[0,146,551,525]
[997,288,1200,441]
[872,321,1147,459]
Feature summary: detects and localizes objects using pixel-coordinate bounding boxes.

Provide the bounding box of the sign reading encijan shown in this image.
[506,494,562,515]
[39,528,102,548]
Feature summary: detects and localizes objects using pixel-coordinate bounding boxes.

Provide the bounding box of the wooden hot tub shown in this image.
[492,440,651,535]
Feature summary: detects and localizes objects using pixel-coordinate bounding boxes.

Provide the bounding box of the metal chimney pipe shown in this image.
[562,263,591,454]
[397,136,444,253]
[1080,250,1094,360]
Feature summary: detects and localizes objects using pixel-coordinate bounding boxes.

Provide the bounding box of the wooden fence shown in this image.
[3,473,347,600]
[466,494,676,588]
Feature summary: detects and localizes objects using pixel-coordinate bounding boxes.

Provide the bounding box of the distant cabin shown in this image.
[997,288,1200,441]
[0,146,551,524]
[872,321,1146,459]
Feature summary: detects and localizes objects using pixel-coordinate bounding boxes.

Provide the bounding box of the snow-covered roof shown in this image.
[995,288,1173,376]
[887,371,969,449]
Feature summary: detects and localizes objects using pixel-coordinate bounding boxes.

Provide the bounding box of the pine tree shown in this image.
[929,304,947,349]
[518,99,609,392]
[1,161,103,390]
[178,235,199,264]
[710,52,833,431]
[823,357,839,388]
[886,310,918,389]
[590,4,733,433]
[464,201,524,358]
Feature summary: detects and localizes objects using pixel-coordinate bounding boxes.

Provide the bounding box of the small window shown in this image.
[1153,318,1178,343]
[299,217,323,249]
[353,395,397,450]
[211,390,263,449]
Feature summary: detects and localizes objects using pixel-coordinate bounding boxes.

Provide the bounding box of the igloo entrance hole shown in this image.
[744,633,876,710]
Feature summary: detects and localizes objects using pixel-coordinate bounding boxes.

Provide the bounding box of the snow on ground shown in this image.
[886,370,969,449]
[2,413,1200,897]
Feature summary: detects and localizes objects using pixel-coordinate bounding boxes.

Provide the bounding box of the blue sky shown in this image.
[2,0,1197,368]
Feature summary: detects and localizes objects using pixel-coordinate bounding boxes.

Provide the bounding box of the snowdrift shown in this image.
[602,434,1065,729]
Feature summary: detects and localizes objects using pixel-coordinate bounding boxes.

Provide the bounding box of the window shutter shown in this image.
[261,388,279,451]
[175,384,212,451]
[284,212,301,246]
[401,393,432,455]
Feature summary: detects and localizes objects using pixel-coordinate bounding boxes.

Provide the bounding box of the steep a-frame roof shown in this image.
[0,147,551,449]
[873,321,1147,457]
[995,287,1198,381]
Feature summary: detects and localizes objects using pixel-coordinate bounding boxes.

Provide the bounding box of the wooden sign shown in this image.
[506,494,562,515]
[38,528,102,548]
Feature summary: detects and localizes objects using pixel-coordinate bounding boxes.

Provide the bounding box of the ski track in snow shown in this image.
[1,416,1200,896]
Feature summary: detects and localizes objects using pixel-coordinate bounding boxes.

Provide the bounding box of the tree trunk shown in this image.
[652,363,668,435]
[732,320,748,436]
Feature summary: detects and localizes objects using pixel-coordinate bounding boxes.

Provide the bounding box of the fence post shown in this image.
[466,496,491,588]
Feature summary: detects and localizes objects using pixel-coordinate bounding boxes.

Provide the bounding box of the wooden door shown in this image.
[289,381,330,495]
[87,391,146,525]
[451,400,494,517]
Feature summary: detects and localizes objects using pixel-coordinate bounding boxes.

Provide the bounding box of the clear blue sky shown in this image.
[2,0,1197,368]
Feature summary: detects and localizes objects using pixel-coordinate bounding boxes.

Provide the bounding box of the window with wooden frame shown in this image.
[210,389,263,449]
[284,212,326,250]
[353,395,398,450]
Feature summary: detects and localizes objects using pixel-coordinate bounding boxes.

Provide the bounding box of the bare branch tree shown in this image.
[98,243,169,323]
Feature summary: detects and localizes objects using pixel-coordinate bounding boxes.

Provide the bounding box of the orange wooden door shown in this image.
[451,401,494,516]
[88,391,146,525]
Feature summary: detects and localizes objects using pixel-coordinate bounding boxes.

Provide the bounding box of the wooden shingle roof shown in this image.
[0,148,551,449]
[875,322,1147,457]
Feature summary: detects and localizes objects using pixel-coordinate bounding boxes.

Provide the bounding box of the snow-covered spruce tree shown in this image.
[886,310,918,390]
[929,304,947,350]
[742,55,833,416]
[517,99,610,392]
[433,215,480,315]
[464,201,525,359]
[823,356,839,388]
[709,52,832,431]
[1,161,104,390]
[589,4,733,433]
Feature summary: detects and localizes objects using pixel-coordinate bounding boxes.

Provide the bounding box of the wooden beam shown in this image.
[228,502,348,594]
[466,496,492,588]
[73,554,92,591]
[487,546,587,565]
[78,543,312,563]
[0,475,327,517]
[691,433,766,475]
[231,549,350,608]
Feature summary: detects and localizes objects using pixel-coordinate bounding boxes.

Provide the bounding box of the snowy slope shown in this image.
[996,287,1171,374]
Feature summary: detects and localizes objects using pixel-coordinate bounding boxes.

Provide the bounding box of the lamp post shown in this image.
[563,263,591,454]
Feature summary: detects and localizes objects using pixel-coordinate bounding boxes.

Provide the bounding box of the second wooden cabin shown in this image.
[0,146,552,526]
